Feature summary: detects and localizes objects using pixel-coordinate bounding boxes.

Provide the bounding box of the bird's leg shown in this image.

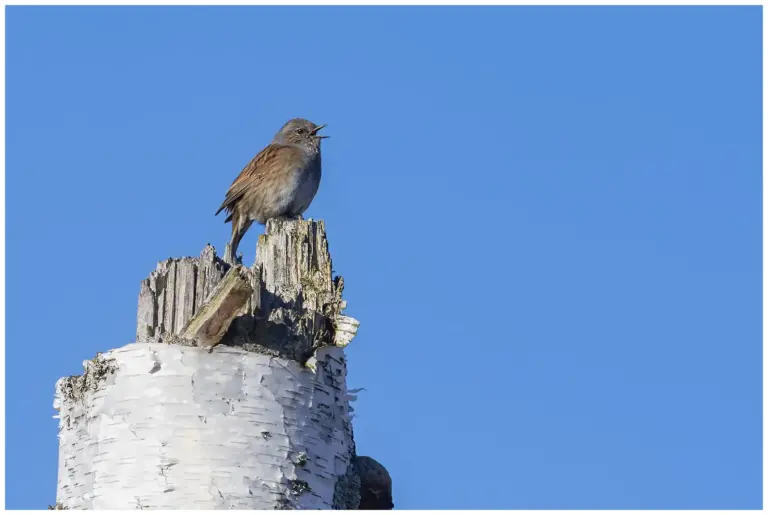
[225,214,253,266]
[223,222,237,265]
[231,219,253,264]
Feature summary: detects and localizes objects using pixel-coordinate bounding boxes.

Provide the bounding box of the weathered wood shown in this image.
[136,246,228,343]
[136,219,360,365]
[163,260,178,333]
[136,279,156,342]
[195,244,228,312]
[256,218,333,301]
[179,265,253,350]
[229,218,351,363]
[175,259,197,333]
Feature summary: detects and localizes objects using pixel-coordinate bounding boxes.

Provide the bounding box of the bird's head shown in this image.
[274,118,328,152]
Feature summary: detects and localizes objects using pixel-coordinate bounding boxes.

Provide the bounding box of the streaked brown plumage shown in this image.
[216,118,327,264]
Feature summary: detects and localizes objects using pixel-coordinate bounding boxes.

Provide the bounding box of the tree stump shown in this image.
[53,219,389,510]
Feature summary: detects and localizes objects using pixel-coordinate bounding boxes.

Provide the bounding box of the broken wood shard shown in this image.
[179,265,253,349]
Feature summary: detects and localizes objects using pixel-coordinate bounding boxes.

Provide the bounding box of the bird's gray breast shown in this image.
[290,154,322,215]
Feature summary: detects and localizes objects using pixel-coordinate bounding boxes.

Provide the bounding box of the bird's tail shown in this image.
[215,203,233,223]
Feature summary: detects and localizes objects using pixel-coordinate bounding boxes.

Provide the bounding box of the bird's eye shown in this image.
[296,128,306,135]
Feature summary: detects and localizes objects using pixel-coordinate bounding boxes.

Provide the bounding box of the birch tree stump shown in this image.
[53,219,387,510]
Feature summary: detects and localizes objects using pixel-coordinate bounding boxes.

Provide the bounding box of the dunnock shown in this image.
[215,118,328,264]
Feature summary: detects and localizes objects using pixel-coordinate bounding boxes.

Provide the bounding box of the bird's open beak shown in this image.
[312,124,329,139]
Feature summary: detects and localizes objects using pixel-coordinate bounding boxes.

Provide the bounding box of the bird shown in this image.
[215,118,328,264]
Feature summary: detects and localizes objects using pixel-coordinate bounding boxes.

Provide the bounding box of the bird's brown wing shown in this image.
[215,143,300,220]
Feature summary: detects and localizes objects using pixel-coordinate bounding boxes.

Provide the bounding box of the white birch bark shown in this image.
[54,344,357,509]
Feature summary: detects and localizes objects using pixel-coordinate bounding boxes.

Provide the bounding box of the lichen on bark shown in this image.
[56,353,117,404]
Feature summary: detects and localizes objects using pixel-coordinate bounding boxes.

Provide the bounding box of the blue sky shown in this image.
[6,5,762,509]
